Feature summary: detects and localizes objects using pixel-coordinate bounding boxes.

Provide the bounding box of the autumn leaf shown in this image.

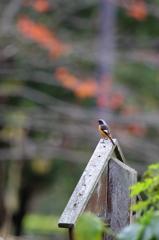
[32,0,50,13]
[75,78,97,98]
[17,15,71,58]
[22,0,50,12]
[126,123,146,136]
[126,0,147,21]
[55,67,79,89]
[96,95,111,109]
[55,67,97,98]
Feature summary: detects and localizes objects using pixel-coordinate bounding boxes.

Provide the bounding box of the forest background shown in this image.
[0,0,159,239]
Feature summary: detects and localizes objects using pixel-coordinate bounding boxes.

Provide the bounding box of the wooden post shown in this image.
[58,139,137,240]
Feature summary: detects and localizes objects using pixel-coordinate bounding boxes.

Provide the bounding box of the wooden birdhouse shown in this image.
[58,139,137,240]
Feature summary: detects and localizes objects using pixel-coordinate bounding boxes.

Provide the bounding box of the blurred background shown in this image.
[0,0,159,239]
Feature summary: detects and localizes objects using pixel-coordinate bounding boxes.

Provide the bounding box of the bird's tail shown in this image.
[107,135,115,146]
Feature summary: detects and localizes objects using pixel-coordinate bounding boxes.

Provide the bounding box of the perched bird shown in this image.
[98,119,115,146]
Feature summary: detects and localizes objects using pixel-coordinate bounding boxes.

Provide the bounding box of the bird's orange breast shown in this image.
[98,125,109,138]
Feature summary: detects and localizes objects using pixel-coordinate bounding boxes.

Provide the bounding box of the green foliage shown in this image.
[74,211,159,240]
[23,214,66,234]
[118,223,144,240]
[130,163,159,218]
[74,212,105,240]
[74,212,117,240]
[118,212,159,240]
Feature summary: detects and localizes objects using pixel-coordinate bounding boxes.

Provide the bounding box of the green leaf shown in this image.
[74,212,105,240]
[130,201,150,211]
[148,163,159,170]
[129,182,145,197]
[152,194,159,201]
[118,223,144,240]
[138,207,154,225]
[143,170,153,178]
[144,178,153,189]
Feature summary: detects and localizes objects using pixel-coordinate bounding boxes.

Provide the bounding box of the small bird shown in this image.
[98,119,115,146]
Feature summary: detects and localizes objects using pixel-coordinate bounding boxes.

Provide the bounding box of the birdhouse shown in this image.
[58,139,137,240]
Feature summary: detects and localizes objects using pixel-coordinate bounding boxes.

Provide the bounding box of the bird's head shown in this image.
[98,119,106,125]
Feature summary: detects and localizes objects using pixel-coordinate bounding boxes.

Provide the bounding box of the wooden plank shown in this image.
[58,138,117,228]
[105,158,137,240]
[85,165,108,220]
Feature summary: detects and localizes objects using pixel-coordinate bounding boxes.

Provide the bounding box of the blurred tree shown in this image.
[96,0,117,109]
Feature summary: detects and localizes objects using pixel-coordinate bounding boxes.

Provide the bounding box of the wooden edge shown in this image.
[113,139,127,164]
[58,223,74,228]
[111,157,137,173]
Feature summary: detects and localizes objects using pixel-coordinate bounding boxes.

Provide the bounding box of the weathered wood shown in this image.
[58,138,137,240]
[106,158,137,240]
[58,138,118,228]
[85,158,137,240]
[58,139,128,228]
[85,165,108,219]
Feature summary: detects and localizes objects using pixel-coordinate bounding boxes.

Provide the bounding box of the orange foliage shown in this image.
[96,95,110,109]
[126,0,147,21]
[75,78,98,98]
[55,67,79,89]
[55,67,98,98]
[55,69,124,110]
[32,0,50,12]
[97,91,124,110]
[126,123,146,136]
[22,0,50,12]
[19,0,144,137]
[17,14,71,58]
[55,68,145,137]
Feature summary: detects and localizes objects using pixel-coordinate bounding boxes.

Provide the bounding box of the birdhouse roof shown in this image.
[58,139,126,228]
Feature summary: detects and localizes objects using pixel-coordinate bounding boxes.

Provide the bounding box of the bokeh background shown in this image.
[0,0,159,239]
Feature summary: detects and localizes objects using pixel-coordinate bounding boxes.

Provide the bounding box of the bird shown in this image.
[98,119,115,146]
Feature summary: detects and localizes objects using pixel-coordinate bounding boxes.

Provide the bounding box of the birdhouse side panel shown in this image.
[105,158,137,240]
[85,165,108,218]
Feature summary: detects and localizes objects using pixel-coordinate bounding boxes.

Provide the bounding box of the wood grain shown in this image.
[58,138,137,240]
[105,158,137,240]
[58,138,117,228]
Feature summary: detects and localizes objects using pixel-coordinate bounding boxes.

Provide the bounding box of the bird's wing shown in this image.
[101,125,109,130]
[101,125,110,135]
[101,127,115,146]
[103,129,109,135]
